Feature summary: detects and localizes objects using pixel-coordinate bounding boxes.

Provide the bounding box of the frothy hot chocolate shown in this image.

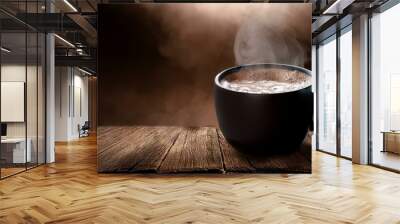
[220,67,311,94]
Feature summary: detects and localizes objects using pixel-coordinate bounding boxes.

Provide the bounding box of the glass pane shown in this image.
[26,0,38,169]
[1,32,27,178]
[38,33,45,165]
[317,37,337,154]
[339,28,352,158]
[27,31,38,169]
[371,4,400,171]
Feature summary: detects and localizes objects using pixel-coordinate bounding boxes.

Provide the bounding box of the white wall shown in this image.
[71,73,89,138]
[1,63,46,164]
[1,65,39,138]
[55,67,89,141]
[1,64,25,138]
[55,66,70,141]
[1,65,27,141]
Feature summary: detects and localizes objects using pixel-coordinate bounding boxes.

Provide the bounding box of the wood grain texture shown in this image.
[159,127,224,173]
[1,135,400,223]
[98,126,310,173]
[97,126,180,172]
[217,130,256,172]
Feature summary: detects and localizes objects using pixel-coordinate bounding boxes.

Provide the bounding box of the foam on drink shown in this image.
[220,67,311,94]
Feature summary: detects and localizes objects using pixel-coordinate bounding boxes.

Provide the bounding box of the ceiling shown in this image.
[0,0,392,73]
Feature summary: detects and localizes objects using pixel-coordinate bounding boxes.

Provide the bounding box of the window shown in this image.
[0,2,46,179]
[370,3,400,171]
[339,27,352,158]
[317,36,337,154]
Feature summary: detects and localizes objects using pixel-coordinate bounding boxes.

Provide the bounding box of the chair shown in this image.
[79,121,90,138]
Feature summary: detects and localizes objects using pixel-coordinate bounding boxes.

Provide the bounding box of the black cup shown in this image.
[214,63,313,153]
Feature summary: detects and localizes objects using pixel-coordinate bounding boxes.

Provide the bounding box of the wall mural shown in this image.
[98,3,312,174]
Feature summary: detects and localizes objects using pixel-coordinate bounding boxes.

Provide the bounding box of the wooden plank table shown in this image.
[159,127,224,173]
[98,126,311,173]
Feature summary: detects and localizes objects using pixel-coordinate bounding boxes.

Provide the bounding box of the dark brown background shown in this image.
[98,3,311,127]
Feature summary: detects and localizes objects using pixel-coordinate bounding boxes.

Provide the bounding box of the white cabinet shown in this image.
[1,138,32,163]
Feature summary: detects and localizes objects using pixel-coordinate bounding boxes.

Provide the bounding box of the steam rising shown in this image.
[234,5,309,66]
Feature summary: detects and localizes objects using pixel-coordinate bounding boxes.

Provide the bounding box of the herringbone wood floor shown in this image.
[1,135,400,224]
